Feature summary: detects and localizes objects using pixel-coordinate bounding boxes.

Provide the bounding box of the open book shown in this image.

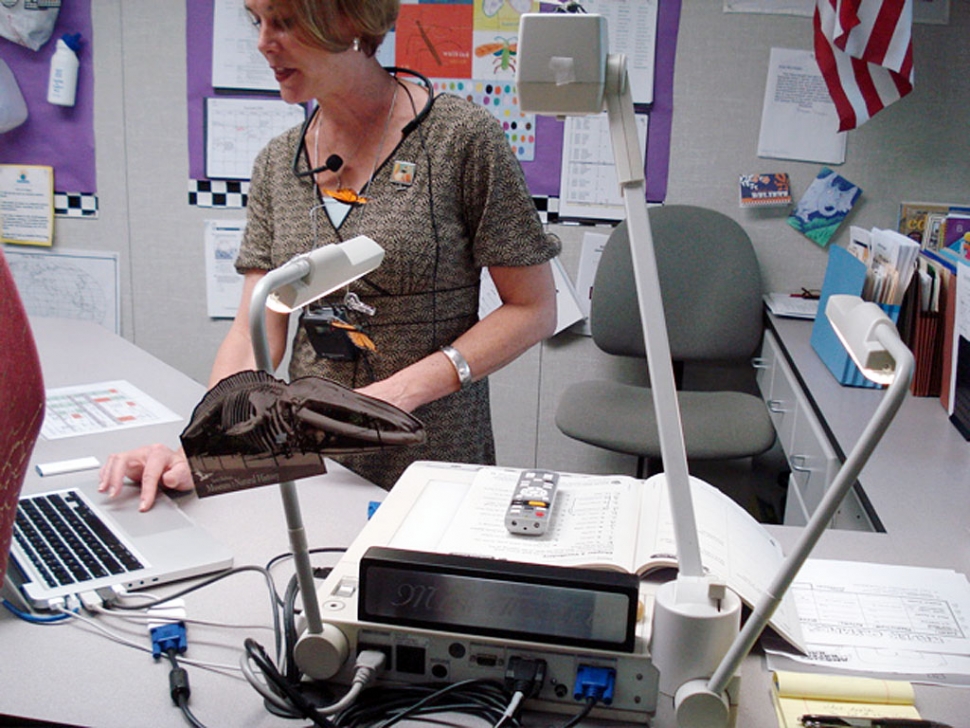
[387,467,805,652]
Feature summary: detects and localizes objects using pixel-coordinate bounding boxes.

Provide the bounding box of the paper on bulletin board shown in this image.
[558,112,648,222]
[757,48,846,165]
[725,0,949,21]
[2,245,120,334]
[205,97,306,180]
[211,0,277,91]
[0,165,54,246]
[204,219,245,319]
[581,0,658,105]
[723,0,813,15]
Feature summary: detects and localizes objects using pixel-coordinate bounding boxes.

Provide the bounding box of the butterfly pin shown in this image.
[330,318,376,352]
[324,188,369,206]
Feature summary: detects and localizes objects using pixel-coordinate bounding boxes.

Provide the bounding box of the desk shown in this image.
[766,314,970,575]
[2,318,381,728]
[2,318,966,727]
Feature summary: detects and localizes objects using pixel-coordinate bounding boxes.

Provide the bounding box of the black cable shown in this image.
[245,638,338,728]
[333,680,513,728]
[265,547,347,585]
[559,696,597,728]
[282,572,302,683]
[165,649,207,728]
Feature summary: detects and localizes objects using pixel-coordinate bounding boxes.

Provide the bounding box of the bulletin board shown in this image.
[185,0,680,211]
[0,1,96,201]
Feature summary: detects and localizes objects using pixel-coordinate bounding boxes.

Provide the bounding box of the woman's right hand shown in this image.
[98,444,194,512]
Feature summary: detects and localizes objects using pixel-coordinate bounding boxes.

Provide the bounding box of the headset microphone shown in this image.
[325,154,343,172]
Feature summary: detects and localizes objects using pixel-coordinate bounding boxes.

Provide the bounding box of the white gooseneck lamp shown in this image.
[248,235,384,657]
[517,11,914,727]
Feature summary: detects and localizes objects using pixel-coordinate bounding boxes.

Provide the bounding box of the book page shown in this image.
[433,468,642,570]
[635,475,804,650]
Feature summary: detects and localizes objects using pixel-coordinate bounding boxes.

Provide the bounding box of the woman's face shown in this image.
[245,0,338,104]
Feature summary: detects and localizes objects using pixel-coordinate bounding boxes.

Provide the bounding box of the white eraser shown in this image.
[36,456,101,477]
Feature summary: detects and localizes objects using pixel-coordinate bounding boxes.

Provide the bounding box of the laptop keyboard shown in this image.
[14,490,144,588]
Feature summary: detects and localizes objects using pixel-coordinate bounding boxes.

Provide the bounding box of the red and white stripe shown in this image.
[814,0,914,132]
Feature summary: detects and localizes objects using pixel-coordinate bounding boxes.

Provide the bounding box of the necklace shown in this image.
[313,82,399,207]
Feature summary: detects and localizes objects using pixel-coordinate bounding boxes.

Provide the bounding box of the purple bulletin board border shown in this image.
[0,1,96,194]
[644,0,681,204]
[187,1,217,182]
[185,0,680,204]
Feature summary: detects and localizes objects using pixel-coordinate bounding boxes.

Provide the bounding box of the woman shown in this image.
[100,0,560,510]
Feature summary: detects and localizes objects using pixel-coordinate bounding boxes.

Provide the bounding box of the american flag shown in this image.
[814,0,914,132]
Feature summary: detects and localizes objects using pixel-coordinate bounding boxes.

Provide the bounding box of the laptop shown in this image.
[6,480,234,610]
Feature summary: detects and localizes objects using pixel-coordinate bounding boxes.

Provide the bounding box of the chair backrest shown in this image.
[590,205,764,362]
[0,251,45,582]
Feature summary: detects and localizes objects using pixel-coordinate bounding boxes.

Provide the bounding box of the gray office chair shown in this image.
[556,205,775,478]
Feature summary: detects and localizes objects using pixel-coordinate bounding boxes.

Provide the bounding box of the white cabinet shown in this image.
[756,330,875,531]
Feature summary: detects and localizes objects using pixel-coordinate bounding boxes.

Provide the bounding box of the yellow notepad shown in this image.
[771,671,921,728]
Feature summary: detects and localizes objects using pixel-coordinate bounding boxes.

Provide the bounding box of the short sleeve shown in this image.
[450,100,561,269]
[235,144,275,273]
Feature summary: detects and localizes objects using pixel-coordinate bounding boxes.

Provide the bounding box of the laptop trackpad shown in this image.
[95,488,191,537]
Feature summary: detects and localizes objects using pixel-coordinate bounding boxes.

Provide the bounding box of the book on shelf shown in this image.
[898,201,970,265]
[939,211,970,265]
[898,201,951,247]
[388,466,806,652]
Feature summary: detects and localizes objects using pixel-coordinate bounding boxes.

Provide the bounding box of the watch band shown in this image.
[440,345,473,389]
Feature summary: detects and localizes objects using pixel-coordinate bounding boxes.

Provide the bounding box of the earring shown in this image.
[352,37,361,52]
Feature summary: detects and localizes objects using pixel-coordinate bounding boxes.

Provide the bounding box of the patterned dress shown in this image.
[236,91,561,488]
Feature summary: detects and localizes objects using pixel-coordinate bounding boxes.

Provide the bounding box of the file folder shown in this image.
[811,245,900,388]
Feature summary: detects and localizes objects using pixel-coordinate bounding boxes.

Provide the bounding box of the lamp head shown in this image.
[825,294,899,385]
[267,235,384,313]
[516,12,608,116]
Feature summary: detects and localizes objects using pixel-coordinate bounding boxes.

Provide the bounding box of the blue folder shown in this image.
[810,245,901,389]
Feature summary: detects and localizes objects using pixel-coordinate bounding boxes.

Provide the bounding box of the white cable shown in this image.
[239,652,296,714]
[494,691,524,727]
[56,608,245,677]
[91,604,273,632]
[318,650,387,715]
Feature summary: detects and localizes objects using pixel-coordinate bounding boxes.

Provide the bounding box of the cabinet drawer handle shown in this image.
[752,357,769,370]
[789,454,811,472]
[767,399,788,414]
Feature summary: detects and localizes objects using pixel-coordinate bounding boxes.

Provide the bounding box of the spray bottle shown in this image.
[47,33,82,107]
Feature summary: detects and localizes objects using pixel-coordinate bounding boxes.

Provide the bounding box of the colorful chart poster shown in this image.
[396,4,475,79]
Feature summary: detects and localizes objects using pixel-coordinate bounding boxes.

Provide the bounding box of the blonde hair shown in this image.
[284,0,399,57]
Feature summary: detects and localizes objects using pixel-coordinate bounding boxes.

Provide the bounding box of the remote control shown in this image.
[505,469,559,536]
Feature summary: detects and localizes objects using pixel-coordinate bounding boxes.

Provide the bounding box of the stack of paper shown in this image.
[765,559,970,686]
[861,227,920,306]
[763,292,819,320]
